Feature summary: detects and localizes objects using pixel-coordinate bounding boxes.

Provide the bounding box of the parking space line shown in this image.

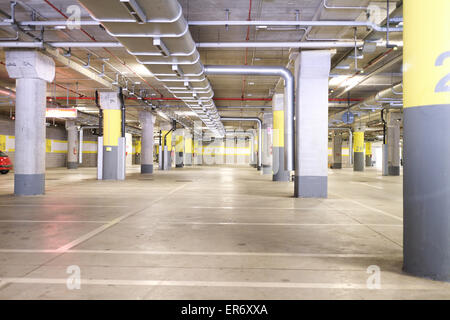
[54,183,188,253]
[0,249,402,258]
[330,193,403,222]
[166,222,402,227]
[0,277,444,291]
[0,220,109,224]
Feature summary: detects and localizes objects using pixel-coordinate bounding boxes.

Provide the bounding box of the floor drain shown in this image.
[176,179,193,182]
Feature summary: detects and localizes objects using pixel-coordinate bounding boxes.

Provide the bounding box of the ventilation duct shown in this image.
[79,0,225,137]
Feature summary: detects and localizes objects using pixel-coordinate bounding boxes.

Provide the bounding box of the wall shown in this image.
[200,136,251,166]
[0,115,98,169]
[327,140,352,168]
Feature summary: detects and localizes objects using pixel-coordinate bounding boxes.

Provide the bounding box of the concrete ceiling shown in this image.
[0,0,403,135]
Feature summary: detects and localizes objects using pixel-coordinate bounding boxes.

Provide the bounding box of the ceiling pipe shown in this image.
[0,86,16,99]
[333,83,403,123]
[217,106,271,109]
[197,41,364,49]
[188,20,402,32]
[0,41,123,48]
[0,18,402,32]
[221,117,262,169]
[0,40,403,49]
[205,65,294,171]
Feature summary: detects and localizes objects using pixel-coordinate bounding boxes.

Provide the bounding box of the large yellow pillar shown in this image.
[403,0,450,281]
[353,131,364,171]
[272,93,289,181]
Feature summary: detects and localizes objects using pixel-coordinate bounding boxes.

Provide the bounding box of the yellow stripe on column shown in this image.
[404,0,450,108]
[185,137,193,153]
[365,142,372,156]
[273,110,284,147]
[175,135,184,152]
[353,132,364,153]
[162,130,173,151]
[103,109,121,146]
[136,139,141,154]
[0,135,6,151]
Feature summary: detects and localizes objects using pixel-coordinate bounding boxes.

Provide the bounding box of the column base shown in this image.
[272,146,290,181]
[331,163,342,169]
[67,162,78,169]
[184,153,193,166]
[103,146,119,180]
[15,173,45,196]
[294,176,327,198]
[354,152,365,172]
[141,164,153,174]
[365,156,373,167]
[273,172,290,181]
[175,152,184,168]
[388,166,400,176]
[403,105,450,282]
[262,165,271,175]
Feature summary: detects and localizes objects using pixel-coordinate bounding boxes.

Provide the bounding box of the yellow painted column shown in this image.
[184,134,193,166]
[403,0,450,281]
[102,108,122,179]
[272,93,288,180]
[353,131,364,171]
[103,109,121,147]
[365,142,372,167]
[162,130,172,151]
[273,110,284,148]
[175,134,184,168]
[0,135,6,151]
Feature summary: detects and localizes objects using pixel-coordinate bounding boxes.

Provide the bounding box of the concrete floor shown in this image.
[0,165,449,300]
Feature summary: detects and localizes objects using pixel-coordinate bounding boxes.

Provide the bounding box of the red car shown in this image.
[0,151,13,174]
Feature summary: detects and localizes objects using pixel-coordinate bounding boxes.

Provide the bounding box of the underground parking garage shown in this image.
[0,0,449,306]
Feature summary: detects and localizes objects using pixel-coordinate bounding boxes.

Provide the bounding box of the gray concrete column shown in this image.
[402,0,450,281]
[272,93,290,181]
[5,50,55,196]
[139,111,154,174]
[353,129,365,172]
[331,132,343,169]
[175,129,184,168]
[387,112,402,176]
[99,91,124,180]
[184,131,193,166]
[193,122,203,165]
[133,137,141,165]
[262,112,273,175]
[293,50,331,198]
[365,142,373,167]
[66,120,79,169]
[249,131,255,167]
[161,123,173,170]
[382,143,389,176]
